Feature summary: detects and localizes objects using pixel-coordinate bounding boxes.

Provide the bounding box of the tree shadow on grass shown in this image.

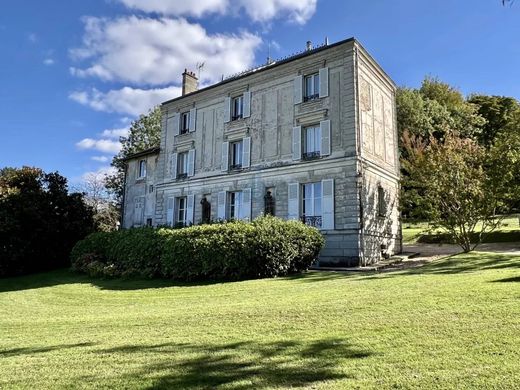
[491,276,520,283]
[0,342,96,358]
[96,338,371,389]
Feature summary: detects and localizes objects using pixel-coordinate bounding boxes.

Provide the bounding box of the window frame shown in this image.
[176,196,187,226]
[377,185,387,217]
[302,125,321,160]
[303,73,320,102]
[231,95,244,121]
[177,151,189,179]
[180,111,190,134]
[137,159,147,179]
[301,182,322,228]
[227,191,242,220]
[229,140,243,170]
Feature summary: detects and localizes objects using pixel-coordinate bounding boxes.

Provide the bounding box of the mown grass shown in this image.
[1,252,519,389]
[402,215,520,243]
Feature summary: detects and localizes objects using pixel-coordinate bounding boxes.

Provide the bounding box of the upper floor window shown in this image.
[301,182,322,228]
[230,140,243,170]
[303,125,321,160]
[177,151,189,179]
[304,73,320,102]
[176,197,187,226]
[137,159,147,179]
[180,111,190,134]
[231,95,243,121]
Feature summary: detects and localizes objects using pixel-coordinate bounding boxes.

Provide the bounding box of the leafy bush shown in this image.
[70,216,324,281]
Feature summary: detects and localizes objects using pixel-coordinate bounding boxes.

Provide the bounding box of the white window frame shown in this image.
[227,191,242,220]
[301,182,322,228]
[231,95,243,121]
[176,196,187,226]
[180,111,190,134]
[230,140,243,170]
[177,151,189,178]
[304,73,320,102]
[302,125,321,159]
[137,159,147,179]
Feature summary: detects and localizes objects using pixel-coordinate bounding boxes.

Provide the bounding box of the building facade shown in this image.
[122,38,402,266]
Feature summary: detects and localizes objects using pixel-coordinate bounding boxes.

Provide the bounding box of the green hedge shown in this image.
[70,216,324,281]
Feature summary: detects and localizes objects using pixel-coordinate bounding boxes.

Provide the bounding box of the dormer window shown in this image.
[231,95,243,121]
[304,73,320,102]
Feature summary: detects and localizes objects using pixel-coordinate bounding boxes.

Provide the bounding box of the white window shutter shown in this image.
[294,75,303,104]
[292,126,302,160]
[217,191,226,220]
[189,108,196,132]
[242,137,251,168]
[288,183,300,220]
[224,97,231,123]
[243,91,251,118]
[173,113,180,136]
[241,188,252,221]
[170,153,178,179]
[166,113,175,135]
[187,149,195,177]
[319,67,329,98]
[321,179,334,230]
[166,197,174,226]
[221,142,229,172]
[320,120,331,156]
[186,194,195,225]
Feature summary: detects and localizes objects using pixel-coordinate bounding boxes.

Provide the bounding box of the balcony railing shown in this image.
[230,163,242,170]
[303,94,319,102]
[302,151,320,160]
[231,114,243,121]
[177,173,188,179]
[301,215,322,228]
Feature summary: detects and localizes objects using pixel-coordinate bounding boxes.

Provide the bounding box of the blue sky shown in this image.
[0,0,518,183]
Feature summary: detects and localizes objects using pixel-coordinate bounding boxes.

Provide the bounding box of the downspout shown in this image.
[353,44,366,266]
[119,163,127,230]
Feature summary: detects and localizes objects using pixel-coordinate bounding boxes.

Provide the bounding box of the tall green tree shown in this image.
[0,167,95,276]
[105,106,162,204]
[467,95,520,146]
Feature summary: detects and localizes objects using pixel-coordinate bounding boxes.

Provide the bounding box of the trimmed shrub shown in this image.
[70,216,325,281]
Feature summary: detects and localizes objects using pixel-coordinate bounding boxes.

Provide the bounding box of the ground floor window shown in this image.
[176,196,187,226]
[227,191,242,220]
[301,182,322,228]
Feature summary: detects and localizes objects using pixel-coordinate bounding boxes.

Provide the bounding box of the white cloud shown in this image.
[91,156,110,162]
[43,58,55,66]
[69,16,262,85]
[100,127,129,139]
[27,32,38,43]
[69,85,181,116]
[115,0,317,24]
[76,138,122,154]
[80,166,117,182]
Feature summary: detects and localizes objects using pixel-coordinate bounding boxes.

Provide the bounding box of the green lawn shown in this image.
[402,215,520,243]
[1,252,519,389]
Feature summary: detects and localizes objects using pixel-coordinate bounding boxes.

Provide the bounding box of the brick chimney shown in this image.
[182,69,198,96]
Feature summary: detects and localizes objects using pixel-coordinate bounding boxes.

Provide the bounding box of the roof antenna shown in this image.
[196,62,205,80]
[325,36,329,45]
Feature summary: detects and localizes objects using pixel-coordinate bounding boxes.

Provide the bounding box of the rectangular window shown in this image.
[138,160,147,179]
[180,111,190,134]
[177,152,188,179]
[176,197,187,226]
[149,185,154,193]
[230,140,243,170]
[302,125,321,160]
[304,73,319,102]
[301,182,322,228]
[378,185,387,217]
[227,191,242,220]
[231,95,243,120]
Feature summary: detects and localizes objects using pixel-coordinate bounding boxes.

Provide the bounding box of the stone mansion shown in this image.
[121,37,402,266]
